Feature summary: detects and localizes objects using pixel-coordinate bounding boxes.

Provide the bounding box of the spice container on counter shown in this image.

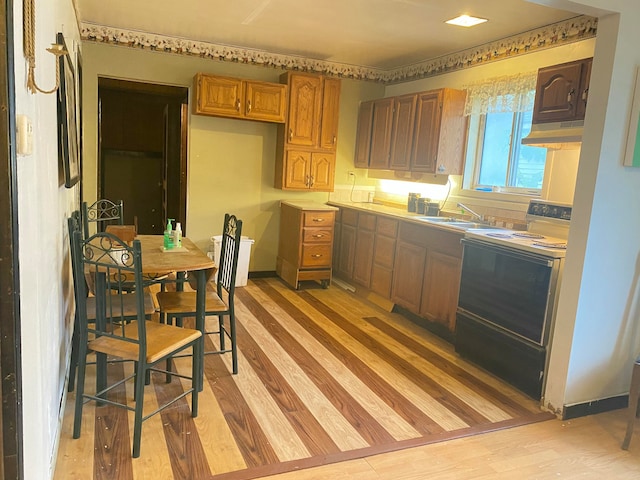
[417,197,430,214]
[407,193,420,212]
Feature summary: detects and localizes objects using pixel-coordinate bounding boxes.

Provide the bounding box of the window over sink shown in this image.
[462,74,547,196]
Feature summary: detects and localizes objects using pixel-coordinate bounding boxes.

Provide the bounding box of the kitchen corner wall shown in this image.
[81,43,383,272]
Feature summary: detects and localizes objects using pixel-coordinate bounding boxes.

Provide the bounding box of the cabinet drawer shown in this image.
[301,244,332,267]
[358,213,376,231]
[341,208,358,227]
[303,211,335,227]
[376,217,398,238]
[398,221,428,245]
[303,227,334,243]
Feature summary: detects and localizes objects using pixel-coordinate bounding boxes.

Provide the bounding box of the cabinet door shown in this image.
[576,58,592,120]
[337,223,357,279]
[283,150,312,189]
[391,240,426,313]
[309,152,335,191]
[352,214,376,288]
[244,81,287,123]
[354,101,374,168]
[319,77,341,150]
[286,73,322,146]
[532,61,583,123]
[369,98,395,169]
[195,75,243,118]
[371,235,396,298]
[389,94,417,171]
[420,250,461,331]
[410,91,441,173]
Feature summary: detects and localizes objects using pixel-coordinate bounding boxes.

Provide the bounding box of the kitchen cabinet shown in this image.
[193,73,287,123]
[275,72,341,191]
[352,213,376,287]
[370,217,398,298]
[354,88,466,175]
[276,201,337,289]
[282,150,335,191]
[420,228,463,330]
[336,208,358,279]
[368,98,395,169]
[391,222,427,313]
[532,57,593,124]
[354,101,374,168]
[410,89,467,175]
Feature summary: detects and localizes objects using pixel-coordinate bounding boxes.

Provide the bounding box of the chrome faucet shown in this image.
[457,202,484,222]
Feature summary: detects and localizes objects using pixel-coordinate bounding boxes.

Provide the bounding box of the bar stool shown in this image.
[622,356,640,449]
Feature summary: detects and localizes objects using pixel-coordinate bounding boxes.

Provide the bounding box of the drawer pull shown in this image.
[312,218,325,222]
[311,254,323,258]
[313,234,324,238]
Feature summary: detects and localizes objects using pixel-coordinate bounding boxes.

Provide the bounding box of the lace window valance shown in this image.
[463,72,537,116]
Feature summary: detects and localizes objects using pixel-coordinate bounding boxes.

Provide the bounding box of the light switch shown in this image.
[16,114,33,156]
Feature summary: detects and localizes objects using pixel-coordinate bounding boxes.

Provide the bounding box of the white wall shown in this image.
[530,0,640,412]
[12,0,80,478]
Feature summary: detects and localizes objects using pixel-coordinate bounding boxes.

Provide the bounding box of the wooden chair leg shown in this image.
[623,360,640,449]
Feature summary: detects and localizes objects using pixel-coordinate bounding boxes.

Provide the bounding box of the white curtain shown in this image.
[463,72,537,116]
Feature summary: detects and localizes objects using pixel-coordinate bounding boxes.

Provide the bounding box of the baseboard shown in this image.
[248,271,277,279]
[562,394,628,420]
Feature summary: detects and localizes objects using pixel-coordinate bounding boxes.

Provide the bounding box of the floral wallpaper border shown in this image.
[80,15,597,84]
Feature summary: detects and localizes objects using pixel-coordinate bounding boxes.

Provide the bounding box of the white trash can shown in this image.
[208,235,254,286]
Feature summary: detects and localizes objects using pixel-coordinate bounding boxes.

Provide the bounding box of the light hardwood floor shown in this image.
[54,278,640,479]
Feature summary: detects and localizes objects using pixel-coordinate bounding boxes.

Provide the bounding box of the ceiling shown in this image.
[76,0,581,70]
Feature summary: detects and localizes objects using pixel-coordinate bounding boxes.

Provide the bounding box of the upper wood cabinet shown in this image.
[532,57,593,124]
[193,73,287,123]
[410,88,467,175]
[275,72,341,191]
[354,88,466,175]
[354,100,374,168]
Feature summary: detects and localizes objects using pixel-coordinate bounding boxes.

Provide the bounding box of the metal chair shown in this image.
[156,214,243,374]
[81,198,124,238]
[70,229,202,457]
[66,213,157,392]
[622,356,640,449]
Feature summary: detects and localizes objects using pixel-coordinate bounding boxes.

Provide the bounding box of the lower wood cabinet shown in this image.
[276,201,337,289]
[333,205,463,333]
[352,213,376,287]
[370,217,398,298]
[420,250,461,331]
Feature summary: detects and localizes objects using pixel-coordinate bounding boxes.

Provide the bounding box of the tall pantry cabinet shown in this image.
[275,72,341,191]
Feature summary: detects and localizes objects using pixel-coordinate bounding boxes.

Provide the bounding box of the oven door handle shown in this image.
[461,239,555,267]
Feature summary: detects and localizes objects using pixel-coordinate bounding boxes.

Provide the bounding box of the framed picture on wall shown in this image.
[57,32,80,188]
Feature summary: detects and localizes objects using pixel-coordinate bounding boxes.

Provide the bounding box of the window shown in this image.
[463,73,547,195]
[472,107,547,192]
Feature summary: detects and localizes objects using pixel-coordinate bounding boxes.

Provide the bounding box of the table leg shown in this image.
[194,269,206,392]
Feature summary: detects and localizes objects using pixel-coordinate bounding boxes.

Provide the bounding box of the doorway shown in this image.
[98,79,188,234]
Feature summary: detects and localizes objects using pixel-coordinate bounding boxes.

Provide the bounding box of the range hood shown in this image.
[521,120,583,149]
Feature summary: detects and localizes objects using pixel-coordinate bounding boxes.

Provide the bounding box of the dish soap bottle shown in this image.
[174,222,182,249]
[164,218,174,250]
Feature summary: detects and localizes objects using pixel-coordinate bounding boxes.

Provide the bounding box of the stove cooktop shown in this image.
[464,228,568,258]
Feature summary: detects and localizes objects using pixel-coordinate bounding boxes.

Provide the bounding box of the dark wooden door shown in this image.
[98,80,187,235]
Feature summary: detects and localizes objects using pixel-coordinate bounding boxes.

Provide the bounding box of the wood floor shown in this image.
[53,278,640,479]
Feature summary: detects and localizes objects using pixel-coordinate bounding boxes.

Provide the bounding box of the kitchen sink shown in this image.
[415,216,497,230]
[415,216,459,222]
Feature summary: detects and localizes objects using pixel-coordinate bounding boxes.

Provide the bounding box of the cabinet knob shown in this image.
[437,164,445,173]
[235,98,241,112]
[247,100,252,114]
[311,254,323,258]
[582,88,589,102]
[567,88,575,103]
[313,233,324,238]
[312,217,325,222]
[333,135,337,144]
[309,175,314,187]
[289,129,293,142]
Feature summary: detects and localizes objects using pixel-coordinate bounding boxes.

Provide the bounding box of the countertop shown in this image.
[281,200,339,211]
[326,200,473,234]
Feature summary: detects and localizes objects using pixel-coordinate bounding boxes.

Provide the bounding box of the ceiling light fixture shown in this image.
[445,14,488,28]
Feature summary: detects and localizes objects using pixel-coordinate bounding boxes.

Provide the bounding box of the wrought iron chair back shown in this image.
[81,198,124,238]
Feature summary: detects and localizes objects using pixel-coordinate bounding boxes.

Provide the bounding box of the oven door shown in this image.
[458,239,560,345]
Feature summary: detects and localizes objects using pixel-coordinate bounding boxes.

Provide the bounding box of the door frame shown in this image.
[0,0,24,477]
[97,78,188,233]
